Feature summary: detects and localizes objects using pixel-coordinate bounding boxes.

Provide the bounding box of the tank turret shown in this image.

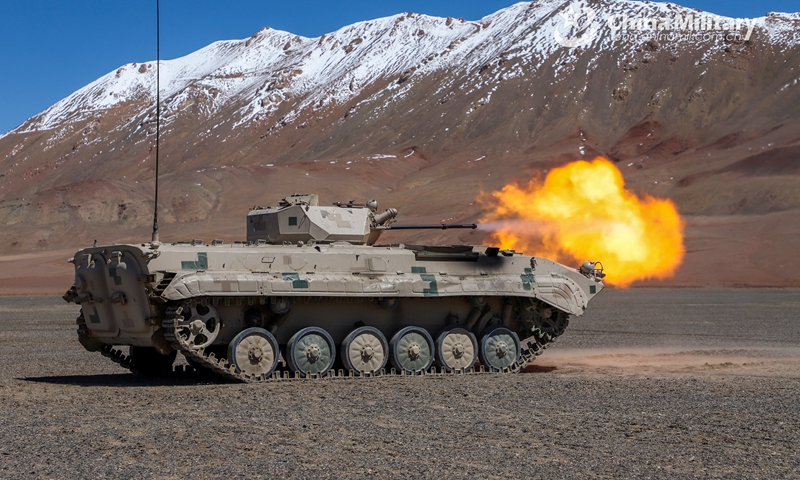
[246,194,398,245]
[246,193,478,245]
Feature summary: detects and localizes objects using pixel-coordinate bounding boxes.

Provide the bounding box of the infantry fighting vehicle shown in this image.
[64,194,605,381]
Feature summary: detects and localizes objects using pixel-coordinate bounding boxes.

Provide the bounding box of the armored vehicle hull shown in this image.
[65,241,604,381]
[64,195,605,381]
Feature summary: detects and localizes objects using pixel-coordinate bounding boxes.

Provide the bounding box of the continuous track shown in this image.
[85,302,565,382]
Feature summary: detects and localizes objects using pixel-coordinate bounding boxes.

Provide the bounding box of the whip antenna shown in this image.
[151,0,161,242]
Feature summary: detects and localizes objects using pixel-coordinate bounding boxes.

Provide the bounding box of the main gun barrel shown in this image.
[387,224,478,230]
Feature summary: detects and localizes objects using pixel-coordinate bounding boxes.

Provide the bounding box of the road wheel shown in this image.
[286,327,336,377]
[390,326,434,374]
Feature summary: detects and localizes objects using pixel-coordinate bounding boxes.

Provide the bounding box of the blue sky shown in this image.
[1,0,797,135]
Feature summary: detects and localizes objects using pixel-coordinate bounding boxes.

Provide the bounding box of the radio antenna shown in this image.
[151,0,161,242]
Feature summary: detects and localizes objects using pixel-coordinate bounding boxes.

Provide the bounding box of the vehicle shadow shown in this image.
[20,372,226,387]
[520,364,558,373]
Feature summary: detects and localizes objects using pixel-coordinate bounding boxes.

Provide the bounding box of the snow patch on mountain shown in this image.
[6,0,799,139]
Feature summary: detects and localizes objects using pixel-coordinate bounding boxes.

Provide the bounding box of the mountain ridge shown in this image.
[1,0,799,291]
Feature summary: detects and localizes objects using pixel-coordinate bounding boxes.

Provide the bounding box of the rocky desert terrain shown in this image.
[0,288,797,478]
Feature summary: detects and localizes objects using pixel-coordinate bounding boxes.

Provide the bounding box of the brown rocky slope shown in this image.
[1,0,799,293]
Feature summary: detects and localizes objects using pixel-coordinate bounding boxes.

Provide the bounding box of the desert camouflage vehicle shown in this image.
[64,194,605,381]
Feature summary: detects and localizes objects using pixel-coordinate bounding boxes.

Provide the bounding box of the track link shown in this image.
[100,344,138,371]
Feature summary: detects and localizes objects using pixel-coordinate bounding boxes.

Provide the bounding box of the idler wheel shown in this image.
[286,327,336,377]
[435,326,478,372]
[479,326,520,371]
[228,327,280,378]
[341,326,389,375]
[389,326,434,374]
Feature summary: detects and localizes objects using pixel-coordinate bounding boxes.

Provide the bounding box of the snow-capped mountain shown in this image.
[0,0,799,287]
[14,0,799,136]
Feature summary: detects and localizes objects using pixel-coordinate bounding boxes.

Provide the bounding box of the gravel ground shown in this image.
[0,289,798,479]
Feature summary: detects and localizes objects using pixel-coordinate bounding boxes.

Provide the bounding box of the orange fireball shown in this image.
[480,157,684,287]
